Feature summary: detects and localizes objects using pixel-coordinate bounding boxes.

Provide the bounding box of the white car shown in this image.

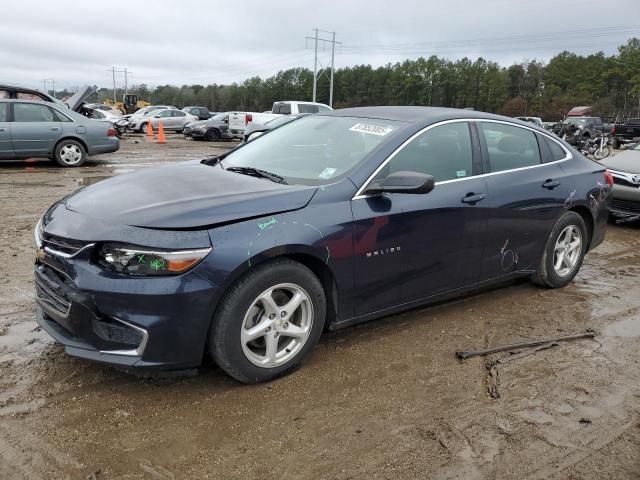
[139,109,198,133]
[246,101,332,125]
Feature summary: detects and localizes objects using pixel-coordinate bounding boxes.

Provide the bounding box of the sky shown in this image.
[2,0,639,93]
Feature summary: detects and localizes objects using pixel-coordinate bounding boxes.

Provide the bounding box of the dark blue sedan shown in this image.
[34,107,611,383]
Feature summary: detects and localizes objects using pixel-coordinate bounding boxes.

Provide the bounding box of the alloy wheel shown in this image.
[553,225,582,277]
[240,283,313,368]
[59,144,83,165]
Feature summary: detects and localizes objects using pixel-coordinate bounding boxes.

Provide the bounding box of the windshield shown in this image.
[211,113,227,122]
[563,118,586,124]
[223,116,403,185]
[632,143,640,151]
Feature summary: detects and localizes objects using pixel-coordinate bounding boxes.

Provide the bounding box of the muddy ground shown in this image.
[0,135,639,479]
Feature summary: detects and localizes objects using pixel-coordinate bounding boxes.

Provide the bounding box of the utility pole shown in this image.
[111,66,116,103]
[124,68,128,97]
[306,29,341,107]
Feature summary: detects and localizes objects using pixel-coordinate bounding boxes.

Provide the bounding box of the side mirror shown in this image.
[365,171,435,195]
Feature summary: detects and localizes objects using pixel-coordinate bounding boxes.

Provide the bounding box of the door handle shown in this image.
[461,193,486,204]
[542,179,560,189]
[50,127,60,131]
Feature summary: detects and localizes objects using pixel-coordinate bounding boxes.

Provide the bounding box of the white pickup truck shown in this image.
[245,101,332,126]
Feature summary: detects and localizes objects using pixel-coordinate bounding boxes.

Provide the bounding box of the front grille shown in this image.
[93,318,143,346]
[611,198,640,214]
[35,265,71,317]
[41,233,89,257]
[612,176,640,188]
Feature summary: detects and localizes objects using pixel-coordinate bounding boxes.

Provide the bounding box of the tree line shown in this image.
[95,38,640,121]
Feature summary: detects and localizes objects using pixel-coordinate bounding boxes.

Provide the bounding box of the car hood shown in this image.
[599,150,640,173]
[64,161,318,229]
[65,85,96,112]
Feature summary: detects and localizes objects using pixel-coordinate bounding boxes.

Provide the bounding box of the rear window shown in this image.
[480,122,541,172]
[0,90,9,99]
[0,103,7,121]
[274,103,291,114]
[17,92,47,101]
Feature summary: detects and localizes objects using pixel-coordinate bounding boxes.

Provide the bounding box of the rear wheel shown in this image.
[532,211,587,288]
[54,140,86,167]
[594,146,610,160]
[210,258,326,383]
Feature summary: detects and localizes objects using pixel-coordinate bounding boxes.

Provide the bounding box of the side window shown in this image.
[173,111,186,117]
[544,137,567,161]
[13,103,57,122]
[480,122,541,172]
[297,104,316,114]
[0,103,7,121]
[0,90,9,99]
[372,122,474,183]
[277,104,291,114]
[157,110,172,118]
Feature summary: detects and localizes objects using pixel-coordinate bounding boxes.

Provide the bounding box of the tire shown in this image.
[141,123,149,134]
[594,146,610,160]
[206,129,220,141]
[53,139,86,167]
[210,258,326,384]
[612,138,620,149]
[532,211,588,288]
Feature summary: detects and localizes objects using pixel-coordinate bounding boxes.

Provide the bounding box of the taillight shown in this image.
[245,113,252,125]
[604,170,614,187]
[610,126,616,135]
[107,127,116,137]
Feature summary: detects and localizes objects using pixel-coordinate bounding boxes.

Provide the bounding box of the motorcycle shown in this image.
[578,135,610,160]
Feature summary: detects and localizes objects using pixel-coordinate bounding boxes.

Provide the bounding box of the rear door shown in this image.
[478,121,567,279]
[172,110,188,130]
[11,102,63,156]
[352,120,488,315]
[0,102,13,158]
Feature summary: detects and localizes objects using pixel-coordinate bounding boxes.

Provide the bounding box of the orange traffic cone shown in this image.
[157,120,166,144]
[146,121,154,140]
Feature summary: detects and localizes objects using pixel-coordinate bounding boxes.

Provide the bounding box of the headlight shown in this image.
[34,217,43,248]
[98,244,212,276]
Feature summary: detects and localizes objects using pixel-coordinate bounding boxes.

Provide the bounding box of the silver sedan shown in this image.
[140,109,199,134]
[0,99,119,167]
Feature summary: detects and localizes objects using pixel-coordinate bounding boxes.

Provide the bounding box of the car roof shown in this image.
[320,106,533,124]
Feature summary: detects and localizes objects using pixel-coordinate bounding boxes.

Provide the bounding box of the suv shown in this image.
[182,106,211,121]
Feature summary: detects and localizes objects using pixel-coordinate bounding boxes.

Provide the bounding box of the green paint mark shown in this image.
[258,217,278,230]
[137,254,146,263]
[150,259,165,271]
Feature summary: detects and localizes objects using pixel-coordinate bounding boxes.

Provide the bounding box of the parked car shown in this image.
[139,109,198,133]
[183,113,234,141]
[610,118,640,149]
[182,106,211,121]
[125,105,176,129]
[559,116,605,145]
[598,143,640,217]
[0,99,118,166]
[0,84,95,113]
[245,101,332,125]
[243,114,305,142]
[33,106,610,383]
[85,103,122,117]
[515,116,543,127]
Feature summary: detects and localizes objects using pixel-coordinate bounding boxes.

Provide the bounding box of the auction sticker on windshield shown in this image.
[349,123,394,136]
[319,167,337,179]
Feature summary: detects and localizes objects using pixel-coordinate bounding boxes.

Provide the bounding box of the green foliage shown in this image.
[96,38,640,120]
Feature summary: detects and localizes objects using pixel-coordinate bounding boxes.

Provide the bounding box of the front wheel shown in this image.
[594,146,610,160]
[532,211,587,288]
[206,129,220,141]
[141,123,149,134]
[210,258,326,383]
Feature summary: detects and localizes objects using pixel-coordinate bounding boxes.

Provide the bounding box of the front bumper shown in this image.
[34,207,220,370]
[610,183,640,216]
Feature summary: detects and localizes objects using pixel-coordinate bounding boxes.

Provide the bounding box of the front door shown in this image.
[351,121,488,316]
[11,102,62,156]
[0,102,12,158]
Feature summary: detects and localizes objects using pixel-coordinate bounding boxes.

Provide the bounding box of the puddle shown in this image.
[603,314,640,338]
[77,176,110,186]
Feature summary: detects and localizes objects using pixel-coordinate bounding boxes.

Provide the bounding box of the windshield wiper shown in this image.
[226,166,287,184]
